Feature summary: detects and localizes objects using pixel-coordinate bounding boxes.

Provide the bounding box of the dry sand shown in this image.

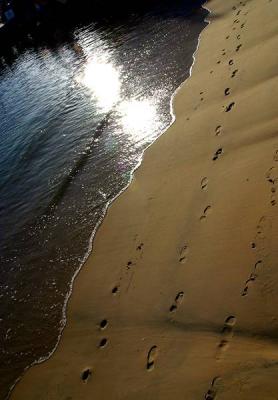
[10,0,278,399]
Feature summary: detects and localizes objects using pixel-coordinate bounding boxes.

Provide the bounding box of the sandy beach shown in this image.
[10,0,278,399]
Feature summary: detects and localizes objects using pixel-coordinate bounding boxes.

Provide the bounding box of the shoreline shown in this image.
[0,4,208,398]
[8,3,209,393]
[10,0,278,399]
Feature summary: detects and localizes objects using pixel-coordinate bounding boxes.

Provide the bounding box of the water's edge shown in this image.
[8,2,211,398]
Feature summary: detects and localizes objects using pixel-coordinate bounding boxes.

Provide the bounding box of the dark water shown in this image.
[0,2,207,398]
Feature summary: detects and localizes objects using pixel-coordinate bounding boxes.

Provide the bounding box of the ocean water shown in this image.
[0,2,207,398]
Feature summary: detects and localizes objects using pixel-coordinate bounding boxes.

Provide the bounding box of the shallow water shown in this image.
[0,2,207,398]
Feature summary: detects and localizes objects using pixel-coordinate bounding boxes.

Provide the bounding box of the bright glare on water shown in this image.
[77,59,121,111]
[120,99,159,139]
[76,42,159,138]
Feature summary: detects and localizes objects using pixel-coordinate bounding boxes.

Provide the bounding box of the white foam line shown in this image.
[8,2,212,398]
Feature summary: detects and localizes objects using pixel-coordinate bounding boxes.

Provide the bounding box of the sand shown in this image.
[10,0,278,399]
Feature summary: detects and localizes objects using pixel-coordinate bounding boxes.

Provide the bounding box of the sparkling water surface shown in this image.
[0,2,207,397]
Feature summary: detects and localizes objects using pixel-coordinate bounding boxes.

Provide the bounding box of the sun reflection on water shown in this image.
[77,50,160,141]
[119,99,158,140]
[77,59,121,112]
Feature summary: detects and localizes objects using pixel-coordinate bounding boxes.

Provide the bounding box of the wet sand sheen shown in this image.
[11,0,278,399]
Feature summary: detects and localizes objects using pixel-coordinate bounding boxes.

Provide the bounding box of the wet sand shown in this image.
[10,0,278,399]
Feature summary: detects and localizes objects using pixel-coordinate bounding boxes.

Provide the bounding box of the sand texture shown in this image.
[10,0,278,399]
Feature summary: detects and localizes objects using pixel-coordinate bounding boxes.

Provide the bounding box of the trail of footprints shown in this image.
[204,0,253,395]
[111,241,145,296]
[80,318,110,382]
[200,14,249,376]
[211,2,245,163]
[266,151,278,206]
[241,149,278,298]
[80,240,145,382]
[202,0,246,167]
[206,0,251,177]
[241,260,262,296]
[79,0,270,390]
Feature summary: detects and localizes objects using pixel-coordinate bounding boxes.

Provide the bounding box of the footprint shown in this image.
[200,205,212,220]
[99,319,108,330]
[231,69,238,77]
[224,88,231,96]
[81,368,92,383]
[136,242,144,251]
[212,148,223,161]
[266,166,277,183]
[241,23,245,28]
[254,260,263,271]
[236,9,241,15]
[226,35,230,40]
[241,273,256,296]
[179,245,189,263]
[236,44,242,52]
[224,315,236,327]
[217,316,236,358]
[228,59,234,65]
[175,291,184,305]
[237,34,241,40]
[146,345,158,371]
[169,291,184,312]
[215,125,222,136]
[169,304,177,312]
[111,286,119,295]
[201,177,208,190]
[99,338,108,348]
[126,261,134,269]
[273,150,278,162]
[225,102,235,112]
[205,377,221,400]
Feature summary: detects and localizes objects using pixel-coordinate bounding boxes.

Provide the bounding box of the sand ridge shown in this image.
[10,0,278,399]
